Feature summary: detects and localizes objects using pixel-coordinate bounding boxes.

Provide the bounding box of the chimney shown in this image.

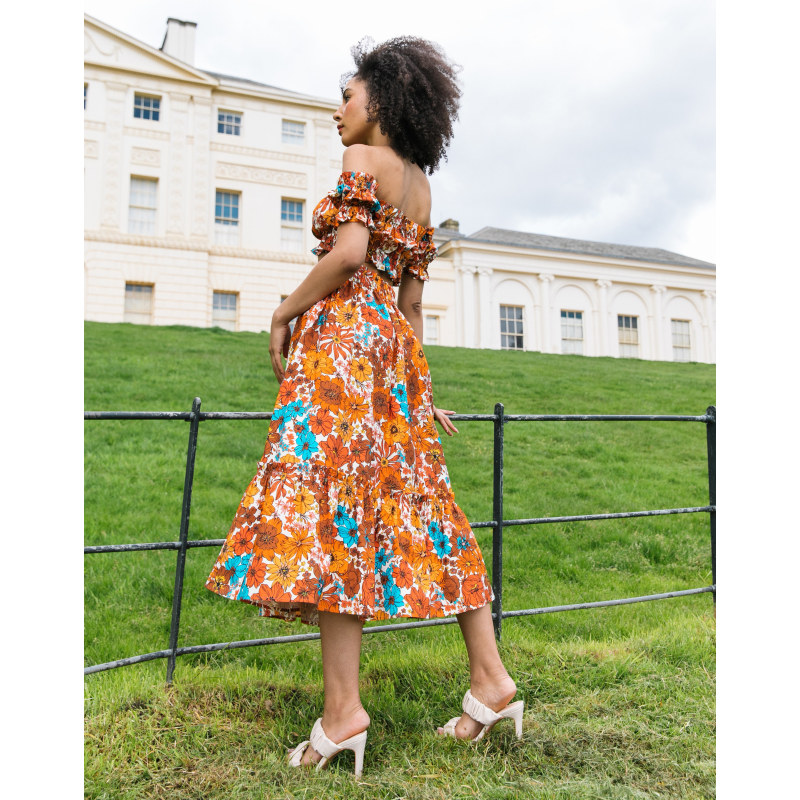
[439,219,460,232]
[161,18,197,65]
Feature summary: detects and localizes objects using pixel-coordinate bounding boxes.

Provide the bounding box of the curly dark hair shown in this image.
[342,36,461,175]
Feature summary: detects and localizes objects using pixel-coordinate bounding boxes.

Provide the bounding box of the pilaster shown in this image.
[100,81,127,230]
[596,279,612,356]
[477,267,493,348]
[457,266,477,348]
[649,284,667,360]
[538,273,554,353]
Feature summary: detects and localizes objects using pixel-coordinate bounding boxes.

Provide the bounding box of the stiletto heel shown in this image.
[439,690,525,741]
[288,718,368,777]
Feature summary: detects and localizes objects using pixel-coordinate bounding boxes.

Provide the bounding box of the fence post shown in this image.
[491,402,505,641]
[705,405,716,606]
[166,396,202,685]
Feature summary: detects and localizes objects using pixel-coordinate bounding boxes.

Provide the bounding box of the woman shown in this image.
[206,36,522,776]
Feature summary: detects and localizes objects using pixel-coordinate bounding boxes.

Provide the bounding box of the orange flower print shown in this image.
[252,519,282,558]
[294,577,320,602]
[457,549,484,575]
[350,356,372,383]
[382,416,409,446]
[441,571,460,602]
[265,554,300,587]
[283,528,315,563]
[379,467,403,493]
[309,408,334,437]
[406,586,430,618]
[380,496,402,528]
[320,327,354,360]
[303,348,334,379]
[336,302,359,328]
[320,436,348,469]
[328,540,350,574]
[393,560,413,588]
[462,574,489,606]
[255,583,291,604]
[372,387,400,419]
[337,475,359,508]
[277,379,299,406]
[294,486,315,516]
[245,558,267,588]
[318,513,337,546]
[313,378,346,412]
[232,529,252,556]
[342,564,361,597]
[332,411,355,444]
[345,394,369,422]
[260,493,275,517]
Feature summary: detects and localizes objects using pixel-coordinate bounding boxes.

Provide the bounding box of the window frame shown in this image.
[560,309,584,355]
[217,109,243,136]
[671,318,692,362]
[280,198,305,252]
[124,282,154,324]
[212,290,239,330]
[281,119,306,145]
[128,176,158,235]
[423,314,440,346]
[133,92,161,122]
[499,304,525,350]
[617,314,640,358]
[214,189,241,245]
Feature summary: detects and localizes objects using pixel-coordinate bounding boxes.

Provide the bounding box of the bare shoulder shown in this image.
[341,144,379,175]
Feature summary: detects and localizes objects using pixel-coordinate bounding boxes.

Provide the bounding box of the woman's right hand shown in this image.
[269,313,292,383]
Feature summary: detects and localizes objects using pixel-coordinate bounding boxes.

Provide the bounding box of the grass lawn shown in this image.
[85,321,716,799]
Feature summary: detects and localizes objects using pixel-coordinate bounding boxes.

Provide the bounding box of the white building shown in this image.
[84,14,715,363]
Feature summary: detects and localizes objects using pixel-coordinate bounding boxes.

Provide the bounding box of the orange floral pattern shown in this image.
[205,171,492,624]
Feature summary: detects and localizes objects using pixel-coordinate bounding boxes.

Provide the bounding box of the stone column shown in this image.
[702,290,716,363]
[649,284,667,360]
[314,118,334,200]
[100,81,127,230]
[189,95,212,241]
[596,279,612,357]
[477,267,493,348]
[166,92,190,236]
[538,272,554,353]
[458,266,477,348]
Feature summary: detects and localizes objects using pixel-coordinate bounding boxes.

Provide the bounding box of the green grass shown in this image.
[85,321,716,799]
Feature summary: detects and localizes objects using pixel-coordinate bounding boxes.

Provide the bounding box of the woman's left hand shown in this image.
[269,314,292,383]
[433,405,459,436]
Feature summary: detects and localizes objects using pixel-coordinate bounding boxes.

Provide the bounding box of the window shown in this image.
[212,291,238,330]
[84,83,88,110]
[617,315,639,358]
[500,305,524,350]
[424,315,440,346]
[217,110,242,136]
[281,199,304,252]
[560,310,583,354]
[282,120,305,144]
[124,283,153,324]
[671,319,691,362]
[133,93,160,121]
[215,190,241,245]
[128,177,157,235]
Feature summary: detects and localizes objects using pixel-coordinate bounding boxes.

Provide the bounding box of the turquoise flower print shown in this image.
[383,582,404,614]
[224,554,250,583]
[375,546,392,576]
[335,505,359,547]
[392,384,410,419]
[295,426,319,460]
[366,300,390,320]
[274,399,306,432]
[456,536,470,551]
[429,520,451,558]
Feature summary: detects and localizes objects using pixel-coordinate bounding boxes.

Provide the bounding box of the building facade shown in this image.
[84,14,715,363]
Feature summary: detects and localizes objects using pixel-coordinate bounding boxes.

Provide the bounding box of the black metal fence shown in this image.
[84,401,716,684]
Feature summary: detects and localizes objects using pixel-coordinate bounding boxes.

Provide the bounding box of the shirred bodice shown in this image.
[311,171,437,286]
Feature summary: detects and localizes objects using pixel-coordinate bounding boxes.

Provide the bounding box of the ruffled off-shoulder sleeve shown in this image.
[400,229,436,282]
[311,171,383,256]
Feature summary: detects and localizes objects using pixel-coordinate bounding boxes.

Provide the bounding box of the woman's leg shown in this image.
[437,603,517,739]
[300,610,371,765]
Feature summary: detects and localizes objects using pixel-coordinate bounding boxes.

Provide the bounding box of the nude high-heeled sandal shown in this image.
[287,718,368,777]
[439,690,524,741]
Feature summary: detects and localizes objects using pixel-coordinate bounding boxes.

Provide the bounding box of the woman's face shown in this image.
[334,78,377,146]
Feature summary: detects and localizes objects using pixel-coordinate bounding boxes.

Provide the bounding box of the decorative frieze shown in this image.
[130,147,160,167]
[85,140,99,159]
[123,126,170,141]
[215,161,307,188]
[211,141,315,165]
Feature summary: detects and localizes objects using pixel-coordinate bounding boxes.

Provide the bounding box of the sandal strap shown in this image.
[309,718,341,760]
[462,690,502,726]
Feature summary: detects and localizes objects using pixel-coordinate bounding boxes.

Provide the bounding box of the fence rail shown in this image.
[84,401,716,683]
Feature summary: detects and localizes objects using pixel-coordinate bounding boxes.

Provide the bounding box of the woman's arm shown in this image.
[397,273,459,437]
[269,221,369,382]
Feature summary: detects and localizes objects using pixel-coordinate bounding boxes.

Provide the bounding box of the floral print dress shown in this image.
[206,171,493,624]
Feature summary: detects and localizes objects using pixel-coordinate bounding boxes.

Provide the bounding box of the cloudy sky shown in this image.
[84,0,715,262]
